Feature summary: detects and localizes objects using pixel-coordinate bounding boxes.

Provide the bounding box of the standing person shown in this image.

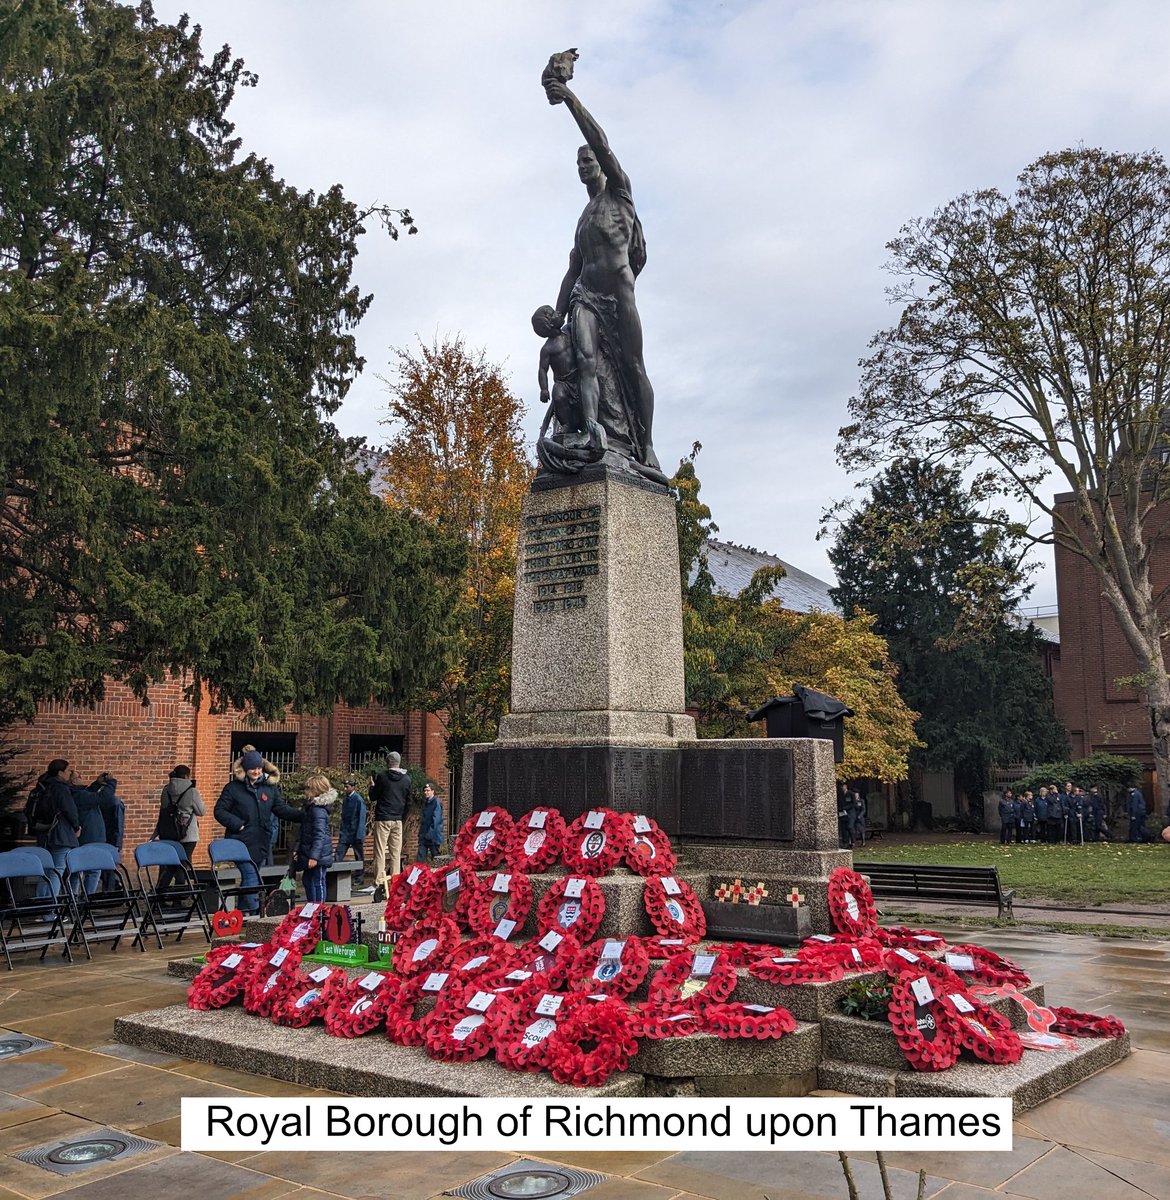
[998,789,1018,845]
[214,750,302,912]
[1048,785,1066,844]
[1068,789,1086,846]
[72,774,118,894]
[1089,786,1108,841]
[336,776,368,888]
[1127,785,1148,843]
[1018,792,1035,844]
[369,752,412,902]
[24,759,79,897]
[836,782,851,849]
[154,766,205,896]
[1033,788,1049,844]
[294,774,336,904]
[416,783,445,862]
[851,790,867,849]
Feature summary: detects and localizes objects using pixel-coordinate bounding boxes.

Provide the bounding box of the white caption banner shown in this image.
[183,1097,1012,1153]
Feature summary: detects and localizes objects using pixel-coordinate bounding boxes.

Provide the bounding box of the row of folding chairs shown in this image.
[0,840,213,970]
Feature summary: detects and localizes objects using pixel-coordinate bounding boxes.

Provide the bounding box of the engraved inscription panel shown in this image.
[522,505,602,615]
[679,746,794,843]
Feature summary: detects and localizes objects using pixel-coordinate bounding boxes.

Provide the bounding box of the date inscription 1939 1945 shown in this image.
[522,504,601,613]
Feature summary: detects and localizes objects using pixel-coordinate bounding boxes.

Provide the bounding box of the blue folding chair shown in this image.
[65,844,142,956]
[133,841,210,950]
[207,838,266,915]
[0,851,75,969]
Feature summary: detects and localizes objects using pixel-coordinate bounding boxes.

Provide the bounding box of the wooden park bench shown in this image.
[852,861,1015,919]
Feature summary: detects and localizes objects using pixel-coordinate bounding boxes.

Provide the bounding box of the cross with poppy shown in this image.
[786,887,805,908]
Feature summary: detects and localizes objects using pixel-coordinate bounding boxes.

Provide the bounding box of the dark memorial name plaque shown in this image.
[522,505,601,614]
[471,743,794,843]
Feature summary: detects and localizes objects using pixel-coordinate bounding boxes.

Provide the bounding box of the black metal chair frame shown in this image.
[0,852,76,970]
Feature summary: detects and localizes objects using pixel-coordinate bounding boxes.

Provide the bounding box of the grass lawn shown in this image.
[857,839,1170,905]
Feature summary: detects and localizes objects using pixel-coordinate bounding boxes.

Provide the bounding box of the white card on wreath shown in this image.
[633,814,652,833]
[911,976,935,1006]
[308,966,332,983]
[301,903,320,918]
[945,953,976,972]
[492,873,512,894]
[564,878,586,898]
[446,870,461,891]
[538,930,564,952]
[468,991,496,1012]
[661,877,681,895]
[421,972,449,992]
[948,992,975,1013]
[269,947,289,966]
[528,810,547,828]
[476,810,495,828]
[407,866,422,885]
[358,972,385,991]
[583,810,604,829]
[493,918,517,940]
[691,953,717,977]
[536,994,564,1016]
[221,953,243,970]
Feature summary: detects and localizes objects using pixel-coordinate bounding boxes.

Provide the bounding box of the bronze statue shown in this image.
[536,51,665,485]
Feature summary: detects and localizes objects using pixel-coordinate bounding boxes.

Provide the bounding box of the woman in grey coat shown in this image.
[155,765,206,893]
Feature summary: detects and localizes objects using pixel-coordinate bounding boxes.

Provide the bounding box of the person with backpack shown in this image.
[154,766,205,896]
[24,758,80,896]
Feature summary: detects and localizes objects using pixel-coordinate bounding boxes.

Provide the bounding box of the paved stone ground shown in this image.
[0,920,1166,1199]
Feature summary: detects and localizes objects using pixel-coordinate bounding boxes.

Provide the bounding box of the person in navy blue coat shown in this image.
[295,774,336,903]
[1127,786,1148,843]
[417,783,445,862]
[336,777,366,867]
[998,790,1019,844]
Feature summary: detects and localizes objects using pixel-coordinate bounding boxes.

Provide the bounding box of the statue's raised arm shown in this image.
[534,50,663,484]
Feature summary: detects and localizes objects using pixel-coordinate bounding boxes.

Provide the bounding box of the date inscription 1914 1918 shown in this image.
[522,504,601,614]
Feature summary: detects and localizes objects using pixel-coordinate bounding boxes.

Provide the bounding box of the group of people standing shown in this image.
[997,783,1133,845]
[837,785,868,849]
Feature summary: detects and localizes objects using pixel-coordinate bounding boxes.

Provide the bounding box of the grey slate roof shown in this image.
[702,539,839,614]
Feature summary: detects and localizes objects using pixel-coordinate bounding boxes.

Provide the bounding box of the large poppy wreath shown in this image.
[827,867,879,938]
[647,949,738,1011]
[322,970,401,1038]
[629,1001,702,1040]
[435,863,481,930]
[547,997,640,1087]
[392,917,461,977]
[944,944,1031,989]
[270,904,324,953]
[748,952,844,986]
[509,928,583,990]
[492,988,582,1073]
[418,982,500,1063]
[468,870,533,940]
[799,936,885,972]
[621,814,677,877]
[644,934,700,960]
[886,978,962,1071]
[700,1002,799,1040]
[643,875,707,940]
[535,875,606,942]
[873,925,949,951]
[444,935,515,987]
[567,936,650,1000]
[242,944,303,1017]
[385,970,464,1047]
[271,964,345,1028]
[562,809,630,876]
[505,807,567,874]
[454,807,514,870]
[383,864,439,932]
[936,992,1023,1064]
[188,944,263,1010]
[1048,1005,1126,1039]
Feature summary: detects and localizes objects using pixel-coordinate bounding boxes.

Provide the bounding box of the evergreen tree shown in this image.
[828,460,1067,799]
[0,1,457,724]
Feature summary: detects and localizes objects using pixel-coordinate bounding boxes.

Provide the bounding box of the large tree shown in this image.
[0,0,456,723]
[828,460,1067,801]
[381,336,533,783]
[839,147,1170,812]
[674,447,918,779]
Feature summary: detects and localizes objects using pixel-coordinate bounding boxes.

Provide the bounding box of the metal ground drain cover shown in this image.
[0,1034,53,1059]
[12,1129,160,1176]
[447,1159,604,1199]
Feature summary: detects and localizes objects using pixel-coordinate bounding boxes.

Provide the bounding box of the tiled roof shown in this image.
[701,539,838,614]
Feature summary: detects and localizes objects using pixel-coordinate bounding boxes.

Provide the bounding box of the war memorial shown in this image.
[113,52,1130,1114]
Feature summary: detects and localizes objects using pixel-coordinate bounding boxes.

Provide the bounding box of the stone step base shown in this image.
[113,1005,644,1099]
[817,1030,1130,1115]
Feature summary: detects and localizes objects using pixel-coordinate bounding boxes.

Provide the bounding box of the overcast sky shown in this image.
[153,0,1170,608]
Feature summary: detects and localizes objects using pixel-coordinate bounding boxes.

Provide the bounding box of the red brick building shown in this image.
[1051,490,1159,793]
[18,680,449,866]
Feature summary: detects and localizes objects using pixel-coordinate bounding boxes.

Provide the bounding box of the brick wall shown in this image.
[14,680,450,869]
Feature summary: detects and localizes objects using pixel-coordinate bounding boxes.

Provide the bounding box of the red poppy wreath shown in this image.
[643,875,706,940]
[385,969,463,1046]
[629,1001,702,1040]
[509,928,583,990]
[505,807,567,873]
[188,943,263,1010]
[886,978,962,1072]
[621,814,677,877]
[446,935,515,984]
[492,988,583,1072]
[800,937,885,972]
[827,866,879,938]
[271,964,345,1028]
[749,953,844,985]
[434,862,481,930]
[392,917,461,977]
[1048,1005,1126,1039]
[468,870,533,940]
[383,863,439,932]
[418,983,500,1063]
[535,875,607,942]
[547,998,639,1087]
[873,925,949,951]
[700,1002,799,1040]
[944,944,1031,989]
[704,940,769,968]
[567,936,650,1000]
[454,808,514,870]
[270,904,324,953]
[242,944,303,1017]
[644,934,699,960]
[936,992,1023,1064]
[648,949,738,1011]
[322,969,401,1038]
[562,809,630,876]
